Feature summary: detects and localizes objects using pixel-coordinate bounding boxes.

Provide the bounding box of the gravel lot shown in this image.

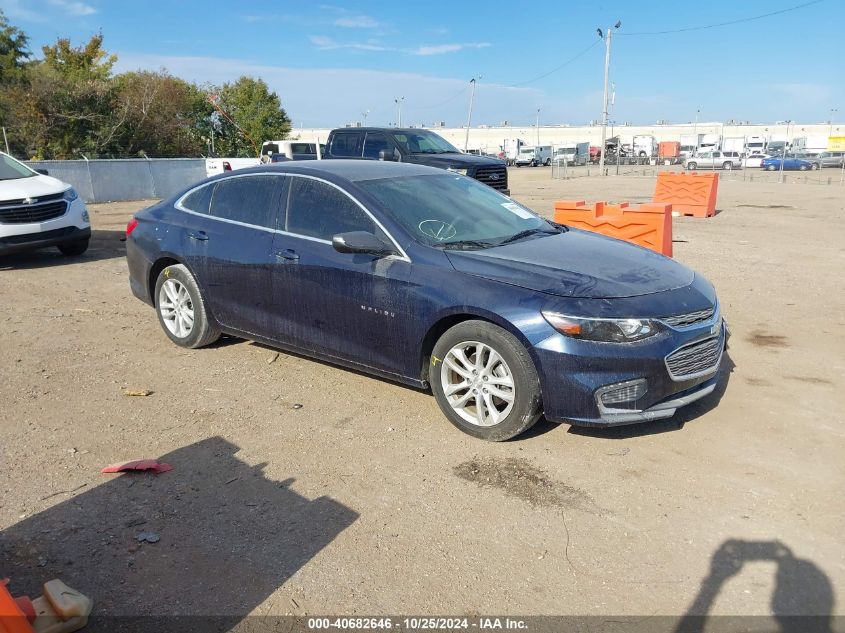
[1,168,843,625]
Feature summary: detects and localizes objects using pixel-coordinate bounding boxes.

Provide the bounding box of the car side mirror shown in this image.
[332,231,397,257]
[35,168,49,176]
[378,148,399,162]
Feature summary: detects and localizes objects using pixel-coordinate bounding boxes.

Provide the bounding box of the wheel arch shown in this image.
[418,309,540,385]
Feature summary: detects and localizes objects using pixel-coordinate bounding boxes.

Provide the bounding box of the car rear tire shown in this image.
[722,162,732,170]
[430,320,542,441]
[686,162,697,170]
[57,239,89,256]
[154,263,220,349]
[810,163,819,171]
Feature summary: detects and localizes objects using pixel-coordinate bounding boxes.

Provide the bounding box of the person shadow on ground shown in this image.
[0,436,359,632]
[675,539,835,633]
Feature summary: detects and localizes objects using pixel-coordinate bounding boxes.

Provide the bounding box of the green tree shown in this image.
[213,76,290,157]
[0,9,30,84]
[113,70,213,156]
[5,33,120,158]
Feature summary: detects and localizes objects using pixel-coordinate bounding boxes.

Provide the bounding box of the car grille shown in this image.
[474,165,508,190]
[665,333,723,380]
[661,307,715,328]
[0,199,68,224]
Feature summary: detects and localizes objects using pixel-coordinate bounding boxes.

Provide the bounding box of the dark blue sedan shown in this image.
[760,155,818,171]
[126,161,726,441]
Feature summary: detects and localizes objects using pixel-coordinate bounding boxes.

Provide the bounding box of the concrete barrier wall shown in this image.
[23,159,206,203]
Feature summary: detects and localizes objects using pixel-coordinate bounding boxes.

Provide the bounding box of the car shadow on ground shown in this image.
[0,436,358,631]
[560,351,736,441]
[0,229,126,270]
[674,538,835,633]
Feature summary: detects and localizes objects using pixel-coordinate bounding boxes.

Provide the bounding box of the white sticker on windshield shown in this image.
[502,202,534,219]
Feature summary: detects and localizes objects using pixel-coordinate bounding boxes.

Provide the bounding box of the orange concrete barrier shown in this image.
[553,200,673,257]
[652,171,719,218]
[1,580,34,633]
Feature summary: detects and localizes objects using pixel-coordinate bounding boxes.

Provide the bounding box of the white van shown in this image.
[514,145,552,167]
[0,152,91,257]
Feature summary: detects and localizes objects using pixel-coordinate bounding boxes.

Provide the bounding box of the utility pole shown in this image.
[829,108,838,138]
[2,127,9,154]
[536,108,541,146]
[464,78,478,152]
[362,109,370,125]
[395,97,404,127]
[598,21,621,176]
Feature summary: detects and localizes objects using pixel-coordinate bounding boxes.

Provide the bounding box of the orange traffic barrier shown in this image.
[553,200,673,257]
[1,580,34,633]
[652,171,719,218]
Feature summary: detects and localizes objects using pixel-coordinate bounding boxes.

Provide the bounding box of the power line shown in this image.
[415,84,469,110]
[620,0,824,36]
[508,39,602,88]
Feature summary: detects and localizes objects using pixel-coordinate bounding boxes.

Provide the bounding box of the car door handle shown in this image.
[188,231,208,241]
[275,249,299,261]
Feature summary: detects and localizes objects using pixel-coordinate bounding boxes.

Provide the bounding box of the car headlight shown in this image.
[62,187,79,202]
[448,168,469,176]
[542,311,659,343]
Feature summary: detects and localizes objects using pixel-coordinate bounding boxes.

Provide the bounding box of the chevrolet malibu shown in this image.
[126,161,726,441]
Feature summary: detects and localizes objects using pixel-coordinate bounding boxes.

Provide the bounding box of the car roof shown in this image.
[234,159,444,182]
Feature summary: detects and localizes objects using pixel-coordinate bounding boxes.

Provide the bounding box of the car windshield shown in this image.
[0,153,37,181]
[392,131,460,154]
[358,174,558,250]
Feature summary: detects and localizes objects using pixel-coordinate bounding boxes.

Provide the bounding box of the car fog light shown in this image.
[597,379,648,406]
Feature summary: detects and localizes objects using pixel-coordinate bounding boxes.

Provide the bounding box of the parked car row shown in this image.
[685,150,843,171]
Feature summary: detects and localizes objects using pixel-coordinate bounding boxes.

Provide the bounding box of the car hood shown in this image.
[445,229,695,299]
[406,153,504,169]
[0,174,69,202]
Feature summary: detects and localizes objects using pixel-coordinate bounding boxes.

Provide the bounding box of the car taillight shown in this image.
[223,161,232,171]
[126,217,139,237]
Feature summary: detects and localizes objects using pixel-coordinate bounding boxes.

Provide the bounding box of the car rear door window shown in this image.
[330,132,363,157]
[285,177,376,241]
[363,133,390,159]
[181,184,214,214]
[209,175,282,229]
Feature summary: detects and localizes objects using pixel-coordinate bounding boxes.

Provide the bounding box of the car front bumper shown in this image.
[534,316,728,427]
[0,225,91,255]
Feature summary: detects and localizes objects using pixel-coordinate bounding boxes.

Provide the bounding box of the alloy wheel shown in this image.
[158,279,194,338]
[441,341,515,427]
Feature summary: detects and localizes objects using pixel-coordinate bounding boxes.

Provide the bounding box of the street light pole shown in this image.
[780,119,792,183]
[829,108,838,138]
[464,78,477,153]
[693,109,700,153]
[362,109,370,125]
[395,97,404,127]
[598,21,620,176]
[536,108,541,146]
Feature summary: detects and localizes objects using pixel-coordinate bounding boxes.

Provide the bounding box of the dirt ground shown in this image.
[1,167,843,626]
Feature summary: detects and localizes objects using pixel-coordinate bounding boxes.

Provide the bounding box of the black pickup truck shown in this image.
[324,127,509,195]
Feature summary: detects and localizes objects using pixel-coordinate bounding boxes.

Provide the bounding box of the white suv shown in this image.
[684,150,743,171]
[0,153,91,256]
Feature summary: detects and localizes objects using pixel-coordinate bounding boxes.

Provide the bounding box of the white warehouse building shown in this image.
[294,121,843,154]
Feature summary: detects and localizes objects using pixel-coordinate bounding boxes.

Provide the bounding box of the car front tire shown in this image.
[154,263,220,349]
[430,320,542,441]
[57,239,89,256]
[687,162,697,170]
[723,162,733,170]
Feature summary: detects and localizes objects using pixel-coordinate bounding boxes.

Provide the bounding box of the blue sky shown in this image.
[3,0,843,127]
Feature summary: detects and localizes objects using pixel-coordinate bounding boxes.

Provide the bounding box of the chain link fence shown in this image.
[23,158,206,203]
